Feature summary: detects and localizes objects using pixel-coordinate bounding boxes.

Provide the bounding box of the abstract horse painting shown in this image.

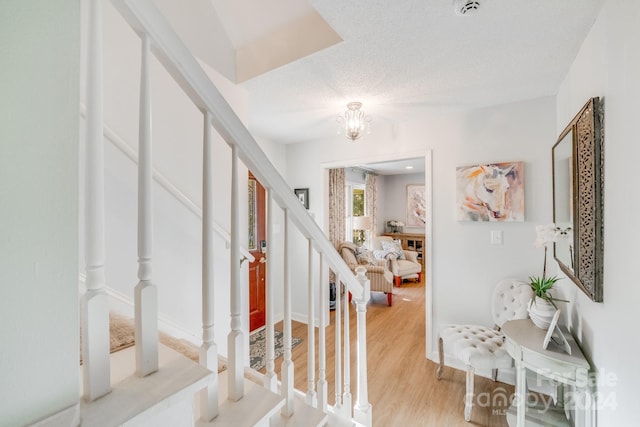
[456,162,525,222]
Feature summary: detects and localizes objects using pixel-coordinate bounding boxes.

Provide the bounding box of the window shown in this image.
[345,183,365,243]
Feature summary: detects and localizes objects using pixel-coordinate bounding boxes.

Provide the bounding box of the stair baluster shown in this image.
[342,277,352,418]
[81,0,111,402]
[317,252,328,411]
[281,209,294,416]
[334,272,342,412]
[134,32,159,378]
[200,110,218,421]
[306,239,317,406]
[264,189,277,391]
[228,143,244,401]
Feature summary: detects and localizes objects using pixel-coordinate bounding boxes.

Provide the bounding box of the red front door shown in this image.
[248,172,266,332]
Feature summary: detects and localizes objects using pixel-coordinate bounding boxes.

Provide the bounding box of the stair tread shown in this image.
[324,410,358,427]
[197,371,285,426]
[80,344,212,427]
[269,394,328,427]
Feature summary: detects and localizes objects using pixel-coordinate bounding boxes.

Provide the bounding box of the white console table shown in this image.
[502,319,591,427]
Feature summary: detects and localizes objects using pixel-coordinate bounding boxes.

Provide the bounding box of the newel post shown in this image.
[353,266,372,427]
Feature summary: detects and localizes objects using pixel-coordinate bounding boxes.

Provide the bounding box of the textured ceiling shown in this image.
[239,0,605,144]
[157,0,605,145]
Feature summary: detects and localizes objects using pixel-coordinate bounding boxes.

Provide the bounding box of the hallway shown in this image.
[271,278,513,426]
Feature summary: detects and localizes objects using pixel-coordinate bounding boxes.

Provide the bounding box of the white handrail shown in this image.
[111,0,362,298]
[78,105,254,264]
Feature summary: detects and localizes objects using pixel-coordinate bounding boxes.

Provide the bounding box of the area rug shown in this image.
[250,328,302,371]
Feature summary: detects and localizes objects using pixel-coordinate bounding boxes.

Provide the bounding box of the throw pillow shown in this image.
[355,247,377,265]
[381,240,406,260]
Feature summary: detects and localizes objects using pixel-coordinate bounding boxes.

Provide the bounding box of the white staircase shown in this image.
[77,0,372,426]
[79,345,212,426]
[200,371,284,427]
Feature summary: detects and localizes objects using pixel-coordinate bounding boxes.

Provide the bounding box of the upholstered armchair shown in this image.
[338,242,394,306]
[371,236,422,286]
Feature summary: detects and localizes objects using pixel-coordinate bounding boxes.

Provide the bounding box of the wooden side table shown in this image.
[502,319,592,427]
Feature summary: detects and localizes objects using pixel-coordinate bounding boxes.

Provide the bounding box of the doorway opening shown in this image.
[323,151,434,358]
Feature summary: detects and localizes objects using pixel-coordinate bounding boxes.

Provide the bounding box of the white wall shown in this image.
[555,0,640,424]
[378,172,425,234]
[286,97,556,336]
[0,1,79,425]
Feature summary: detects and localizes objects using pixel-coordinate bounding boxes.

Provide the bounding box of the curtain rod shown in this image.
[351,166,377,175]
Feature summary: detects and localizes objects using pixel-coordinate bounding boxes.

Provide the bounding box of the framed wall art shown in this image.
[294,188,309,209]
[406,184,426,227]
[456,161,525,222]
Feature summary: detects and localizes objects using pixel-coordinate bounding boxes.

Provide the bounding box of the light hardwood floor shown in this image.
[267,277,513,427]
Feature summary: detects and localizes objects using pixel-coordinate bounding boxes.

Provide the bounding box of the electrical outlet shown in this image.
[490,230,503,245]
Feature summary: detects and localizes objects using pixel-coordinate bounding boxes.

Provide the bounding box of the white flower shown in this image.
[389,220,404,227]
[534,223,559,248]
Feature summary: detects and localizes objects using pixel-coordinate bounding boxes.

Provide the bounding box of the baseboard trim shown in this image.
[291,311,324,329]
[28,403,80,427]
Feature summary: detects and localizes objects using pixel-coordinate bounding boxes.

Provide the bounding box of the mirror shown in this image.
[552,97,604,302]
[553,129,574,271]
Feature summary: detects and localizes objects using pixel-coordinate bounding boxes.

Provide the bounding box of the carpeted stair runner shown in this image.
[80,312,226,372]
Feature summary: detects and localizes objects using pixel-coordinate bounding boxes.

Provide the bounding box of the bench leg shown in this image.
[436,337,444,380]
[465,366,475,422]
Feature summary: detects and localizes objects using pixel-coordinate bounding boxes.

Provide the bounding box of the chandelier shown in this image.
[337,102,371,142]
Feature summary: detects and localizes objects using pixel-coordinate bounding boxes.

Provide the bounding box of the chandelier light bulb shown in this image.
[337,102,371,142]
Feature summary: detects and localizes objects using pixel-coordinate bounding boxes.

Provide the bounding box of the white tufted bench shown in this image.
[436,278,532,422]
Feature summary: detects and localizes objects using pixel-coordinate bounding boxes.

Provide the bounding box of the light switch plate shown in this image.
[490,230,503,245]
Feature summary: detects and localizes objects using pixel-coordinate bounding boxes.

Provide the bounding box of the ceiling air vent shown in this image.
[455,0,480,16]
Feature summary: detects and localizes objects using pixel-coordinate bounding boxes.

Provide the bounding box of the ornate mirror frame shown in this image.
[552,97,604,302]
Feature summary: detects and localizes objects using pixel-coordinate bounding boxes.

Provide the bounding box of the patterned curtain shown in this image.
[365,172,377,238]
[328,168,345,249]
